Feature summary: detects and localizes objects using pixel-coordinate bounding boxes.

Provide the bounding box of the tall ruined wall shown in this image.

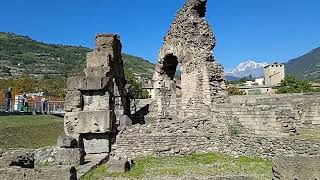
[64,34,130,154]
[153,0,226,120]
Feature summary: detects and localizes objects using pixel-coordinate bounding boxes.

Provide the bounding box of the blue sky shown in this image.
[1,0,319,69]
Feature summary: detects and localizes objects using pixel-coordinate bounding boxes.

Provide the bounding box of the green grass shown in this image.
[0,115,64,149]
[81,153,272,180]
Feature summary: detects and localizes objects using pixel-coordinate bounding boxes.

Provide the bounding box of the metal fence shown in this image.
[0,98,65,114]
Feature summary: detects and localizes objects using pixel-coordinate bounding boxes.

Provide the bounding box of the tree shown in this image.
[124,68,149,99]
[227,86,246,96]
[14,73,37,94]
[276,75,312,94]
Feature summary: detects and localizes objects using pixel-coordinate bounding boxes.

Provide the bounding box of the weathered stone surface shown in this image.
[111,117,320,159]
[84,67,111,77]
[119,115,132,127]
[0,155,13,168]
[83,93,110,111]
[10,152,34,169]
[66,76,82,91]
[0,150,34,168]
[33,147,81,166]
[81,133,110,154]
[86,52,111,68]
[153,0,226,120]
[216,176,256,180]
[53,148,81,166]
[106,157,131,173]
[78,77,110,91]
[0,166,77,180]
[272,155,320,180]
[64,111,114,137]
[95,34,121,53]
[57,135,78,148]
[64,90,82,112]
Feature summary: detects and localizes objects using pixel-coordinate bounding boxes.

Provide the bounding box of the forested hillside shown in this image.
[0,32,155,79]
[285,47,320,82]
[0,32,155,97]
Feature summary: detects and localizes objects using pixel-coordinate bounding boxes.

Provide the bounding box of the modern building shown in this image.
[239,85,276,95]
[244,78,264,86]
[264,63,285,86]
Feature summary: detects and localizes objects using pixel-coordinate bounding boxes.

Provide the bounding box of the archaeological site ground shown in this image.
[0,0,320,180]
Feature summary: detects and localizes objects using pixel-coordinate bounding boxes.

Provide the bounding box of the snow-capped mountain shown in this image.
[225,60,268,78]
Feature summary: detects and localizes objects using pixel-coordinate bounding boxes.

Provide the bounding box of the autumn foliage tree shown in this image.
[227,86,246,96]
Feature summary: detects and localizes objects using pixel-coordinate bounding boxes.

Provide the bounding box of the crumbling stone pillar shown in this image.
[64,34,130,154]
[153,0,226,120]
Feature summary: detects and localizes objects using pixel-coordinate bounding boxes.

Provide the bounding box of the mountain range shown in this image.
[226,47,320,82]
[225,60,268,78]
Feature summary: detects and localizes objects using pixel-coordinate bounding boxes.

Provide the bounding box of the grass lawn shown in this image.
[82,153,272,180]
[0,115,64,149]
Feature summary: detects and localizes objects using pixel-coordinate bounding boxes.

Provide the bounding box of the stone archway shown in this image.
[153,54,180,119]
[153,0,226,120]
[162,54,179,81]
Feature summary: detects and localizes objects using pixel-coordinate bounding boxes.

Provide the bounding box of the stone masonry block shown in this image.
[64,111,114,137]
[64,90,82,112]
[106,157,131,173]
[95,33,120,53]
[52,148,81,166]
[83,94,110,111]
[57,135,78,148]
[66,76,82,91]
[79,77,110,91]
[84,67,111,77]
[81,134,110,154]
[119,115,132,127]
[0,166,77,180]
[86,52,110,68]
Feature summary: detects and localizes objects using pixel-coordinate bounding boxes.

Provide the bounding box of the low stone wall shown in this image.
[112,124,320,159]
[114,93,320,159]
[173,93,320,137]
[222,93,320,136]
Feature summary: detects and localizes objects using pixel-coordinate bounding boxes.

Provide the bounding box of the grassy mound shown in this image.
[0,115,64,149]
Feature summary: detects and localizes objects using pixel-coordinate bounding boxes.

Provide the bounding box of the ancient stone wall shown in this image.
[213,93,320,136]
[113,93,320,159]
[153,0,226,120]
[112,127,320,159]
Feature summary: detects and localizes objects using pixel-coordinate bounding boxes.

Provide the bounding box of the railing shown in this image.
[0,98,65,114]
